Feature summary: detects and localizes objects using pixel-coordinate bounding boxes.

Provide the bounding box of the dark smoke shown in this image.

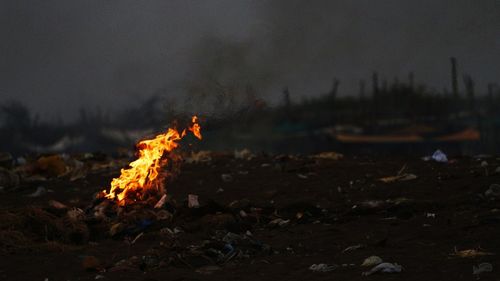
[1,0,498,120]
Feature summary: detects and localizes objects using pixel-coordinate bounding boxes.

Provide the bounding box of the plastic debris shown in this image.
[362,262,402,276]
[27,186,47,197]
[109,223,126,236]
[48,200,68,209]
[69,167,87,181]
[67,208,85,222]
[221,174,233,182]
[135,220,153,233]
[188,194,200,208]
[342,244,364,253]
[268,218,290,227]
[453,248,494,258]
[379,173,417,183]
[82,256,101,271]
[485,184,500,199]
[297,173,308,179]
[0,152,13,168]
[196,265,222,275]
[361,256,383,267]
[473,262,493,275]
[309,263,338,272]
[37,155,68,177]
[156,210,172,221]
[312,152,344,160]
[154,194,167,208]
[0,167,20,188]
[131,232,143,244]
[239,210,248,218]
[431,149,448,163]
[234,149,255,160]
[185,150,212,164]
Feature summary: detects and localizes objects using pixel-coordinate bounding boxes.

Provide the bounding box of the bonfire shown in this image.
[102,116,202,206]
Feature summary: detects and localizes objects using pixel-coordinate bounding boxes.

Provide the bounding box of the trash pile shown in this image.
[0,152,130,192]
[1,148,499,280]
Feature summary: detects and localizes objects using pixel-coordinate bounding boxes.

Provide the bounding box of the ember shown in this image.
[102,116,202,205]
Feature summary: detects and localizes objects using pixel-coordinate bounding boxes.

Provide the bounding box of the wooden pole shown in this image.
[450,57,459,98]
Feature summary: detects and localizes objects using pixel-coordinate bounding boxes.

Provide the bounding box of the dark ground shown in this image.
[1,152,499,281]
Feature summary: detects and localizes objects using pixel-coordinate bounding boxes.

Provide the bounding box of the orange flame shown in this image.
[103,116,202,205]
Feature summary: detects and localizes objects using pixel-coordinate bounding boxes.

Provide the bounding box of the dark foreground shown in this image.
[1,152,499,281]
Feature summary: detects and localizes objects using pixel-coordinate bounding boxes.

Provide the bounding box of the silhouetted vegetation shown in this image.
[1,60,499,155]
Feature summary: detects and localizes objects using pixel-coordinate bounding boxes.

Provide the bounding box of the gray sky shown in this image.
[1,0,499,120]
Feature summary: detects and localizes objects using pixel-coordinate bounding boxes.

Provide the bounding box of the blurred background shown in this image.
[1,0,499,155]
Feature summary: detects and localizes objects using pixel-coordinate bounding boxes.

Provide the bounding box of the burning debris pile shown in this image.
[101,115,202,205]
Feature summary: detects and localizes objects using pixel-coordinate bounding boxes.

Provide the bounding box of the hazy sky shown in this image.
[1,0,499,120]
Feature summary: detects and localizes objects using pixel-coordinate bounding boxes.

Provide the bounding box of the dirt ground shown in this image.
[1,152,499,281]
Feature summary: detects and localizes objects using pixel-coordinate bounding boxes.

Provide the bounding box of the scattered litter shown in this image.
[234,149,255,160]
[160,227,174,236]
[109,223,126,236]
[95,274,105,279]
[37,155,68,177]
[0,167,20,188]
[431,149,448,163]
[188,194,200,208]
[312,152,344,160]
[297,173,308,179]
[67,207,85,222]
[473,262,493,275]
[131,232,143,244]
[309,263,338,272]
[0,152,13,168]
[362,262,402,276]
[221,174,233,182]
[27,186,47,197]
[361,256,383,267]
[475,154,492,160]
[156,210,172,221]
[485,184,500,199]
[269,218,290,227]
[185,150,212,164]
[48,200,68,209]
[453,248,494,258]
[196,265,222,275]
[216,188,224,194]
[82,256,101,271]
[239,210,248,218]
[93,203,108,220]
[379,173,417,183]
[342,244,364,253]
[154,194,167,209]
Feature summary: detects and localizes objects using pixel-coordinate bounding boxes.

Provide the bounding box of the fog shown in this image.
[1,0,498,121]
